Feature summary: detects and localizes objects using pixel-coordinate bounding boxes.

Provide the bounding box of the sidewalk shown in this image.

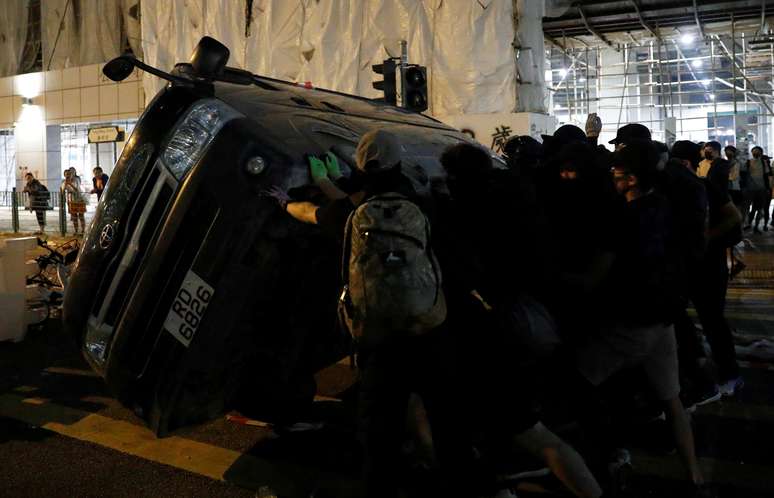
[0,196,98,236]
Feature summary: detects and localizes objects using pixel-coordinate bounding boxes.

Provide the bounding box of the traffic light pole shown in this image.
[372,40,428,113]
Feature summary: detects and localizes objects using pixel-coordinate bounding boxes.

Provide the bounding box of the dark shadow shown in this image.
[0,415,54,444]
[223,399,362,498]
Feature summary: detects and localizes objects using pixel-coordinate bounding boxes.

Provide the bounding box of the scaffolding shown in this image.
[546,20,774,155]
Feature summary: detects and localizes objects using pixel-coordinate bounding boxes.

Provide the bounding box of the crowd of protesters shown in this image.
[265,117,770,498]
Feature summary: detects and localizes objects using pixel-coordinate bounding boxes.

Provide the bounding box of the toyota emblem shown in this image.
[99,223,115,250]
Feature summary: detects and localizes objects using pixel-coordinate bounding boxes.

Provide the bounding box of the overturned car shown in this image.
[63,37,474,436]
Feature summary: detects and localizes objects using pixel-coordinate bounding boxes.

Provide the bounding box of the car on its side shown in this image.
[63,37,476,436]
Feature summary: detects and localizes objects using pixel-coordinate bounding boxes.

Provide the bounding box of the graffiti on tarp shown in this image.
[490,125,512,153]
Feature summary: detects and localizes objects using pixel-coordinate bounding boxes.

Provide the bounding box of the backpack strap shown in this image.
[340,207,356,286]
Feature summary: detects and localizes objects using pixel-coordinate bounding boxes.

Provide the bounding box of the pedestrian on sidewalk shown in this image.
[23,172,49,234]
[742,146,772,234]
[61,167,87,235]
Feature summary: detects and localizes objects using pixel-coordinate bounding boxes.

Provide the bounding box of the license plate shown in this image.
[163,270,214,347]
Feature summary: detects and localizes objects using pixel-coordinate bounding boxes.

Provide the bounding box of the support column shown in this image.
[514,0,548,113]
[46,124,61,191]
[598,48,625,143]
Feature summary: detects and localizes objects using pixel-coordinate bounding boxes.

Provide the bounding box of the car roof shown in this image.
[213,78,452,131]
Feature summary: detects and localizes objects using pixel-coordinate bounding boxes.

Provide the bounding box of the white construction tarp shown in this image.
[0,0,29,77]
[141,0,525,118]
[39,0,141,70]
[42,0,79,69]
[78,0,122,66]
[141,0,248,98]
[122,0,143,59]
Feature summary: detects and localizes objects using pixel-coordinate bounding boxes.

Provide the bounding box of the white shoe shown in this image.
[492,488,518,498]
[718,376,744,396]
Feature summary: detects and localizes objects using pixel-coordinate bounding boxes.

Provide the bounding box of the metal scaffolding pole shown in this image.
[712,39,719,140]
[585,47,591,115]
[732,15,738,115]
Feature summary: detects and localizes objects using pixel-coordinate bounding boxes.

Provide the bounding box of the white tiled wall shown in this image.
[0,63,145,129]
[0,63,146,185]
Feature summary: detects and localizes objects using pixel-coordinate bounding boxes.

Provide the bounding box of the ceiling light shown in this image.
[680,33,695,45]
[692,59,703,68]
[709,94,716,100]
[554,104,562,110]
[700,79,711,87]
[558,68,568,77]
[579,77,587,82]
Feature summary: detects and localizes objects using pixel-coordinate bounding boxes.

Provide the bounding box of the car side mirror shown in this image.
[103,56,136,82]
[190,36,230,80]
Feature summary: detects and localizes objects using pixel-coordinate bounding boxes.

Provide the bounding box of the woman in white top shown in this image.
[61,167,87,235]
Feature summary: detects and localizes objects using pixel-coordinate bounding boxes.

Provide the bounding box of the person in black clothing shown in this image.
[266,129,464,498]
[669,141,744,397]
[574,139,705,491]
[502,134,543,174]
[538,138,621,340]
[91,167,110,201]
[23,172,49,234]
[744,146,773,232]
[437,143,602,498]
[701,141,731,196]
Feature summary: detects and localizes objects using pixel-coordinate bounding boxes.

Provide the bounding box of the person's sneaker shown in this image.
[743,224,752,231]
[754,227,762,235]
[729,261,747,279]
[493,488,518,498]
[718,376,744,397]
[684,385,722,413]
[498,467,550,482]
[765,226,769,232]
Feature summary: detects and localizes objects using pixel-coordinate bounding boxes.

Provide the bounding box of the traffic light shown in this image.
[401,65,428,112]
[372,60,397,105]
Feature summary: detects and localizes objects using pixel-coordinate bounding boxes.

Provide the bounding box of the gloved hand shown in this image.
[307,155,328,183]
[585,113,602,138]
[262,186,291,210]
[324,152,342,179]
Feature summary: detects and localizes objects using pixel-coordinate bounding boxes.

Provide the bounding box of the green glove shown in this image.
[324,152,342,179]
[308,155,328,182]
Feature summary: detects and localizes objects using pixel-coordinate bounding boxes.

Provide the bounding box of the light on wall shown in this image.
[15,73,43,99]
[680,33,695,45]
[16,95,43,126]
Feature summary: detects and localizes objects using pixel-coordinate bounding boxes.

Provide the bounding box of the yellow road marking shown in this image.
[21,397,49,405]
[687,309,774,322]
[0,393,348,496]
[43,367,100,377]
[13,385,38,393]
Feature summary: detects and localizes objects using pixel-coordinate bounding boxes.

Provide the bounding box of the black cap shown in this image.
[609,123,652,145]
[542,124,586,145]
[671,140,701,165]
[503,135,543,161]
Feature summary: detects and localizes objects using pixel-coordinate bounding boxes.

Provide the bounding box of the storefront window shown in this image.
[60,119,137,179]
[0,130,16,199]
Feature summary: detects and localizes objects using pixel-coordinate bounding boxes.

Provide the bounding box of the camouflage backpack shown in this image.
[338,193,446,347]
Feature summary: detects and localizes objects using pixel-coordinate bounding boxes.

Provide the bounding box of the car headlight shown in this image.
[162,99,242,181]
